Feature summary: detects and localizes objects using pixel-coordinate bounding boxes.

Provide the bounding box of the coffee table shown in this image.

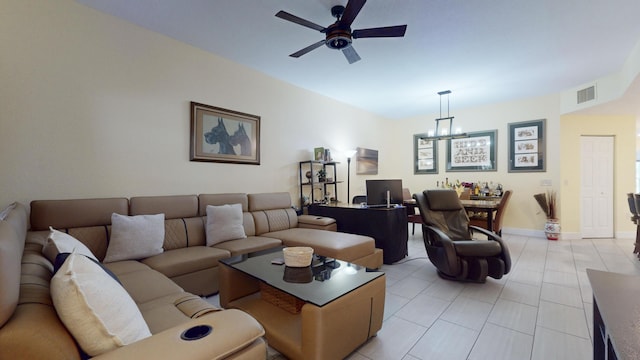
[219,251,385,360]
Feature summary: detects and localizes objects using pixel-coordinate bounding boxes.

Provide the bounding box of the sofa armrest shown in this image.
[94,310,265,360]
[297,215,337,232]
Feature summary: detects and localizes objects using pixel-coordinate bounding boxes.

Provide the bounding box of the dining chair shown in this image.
[352,195,367,204]
[469,190,512,236]
[630,193,640,258]
[402,188,422,235]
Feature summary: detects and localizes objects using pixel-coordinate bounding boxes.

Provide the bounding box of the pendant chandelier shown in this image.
[421,90,468,140]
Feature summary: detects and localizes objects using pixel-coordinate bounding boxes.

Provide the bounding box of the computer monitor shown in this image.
[366,179,403,207]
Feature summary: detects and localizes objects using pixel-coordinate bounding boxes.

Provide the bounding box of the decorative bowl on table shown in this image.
[282,246,314,267]
[283,266,313,283]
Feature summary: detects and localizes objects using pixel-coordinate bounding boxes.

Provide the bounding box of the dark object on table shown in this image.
[283,266,313,283]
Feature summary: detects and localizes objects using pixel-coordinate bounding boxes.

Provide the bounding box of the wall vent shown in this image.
[577,85,596,104]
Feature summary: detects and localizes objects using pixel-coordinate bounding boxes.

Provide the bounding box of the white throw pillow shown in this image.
[43,227,98,263]
[51,252,151,356]
[206,204,246,246]
[103,213,164,263]
[0,202,15,220]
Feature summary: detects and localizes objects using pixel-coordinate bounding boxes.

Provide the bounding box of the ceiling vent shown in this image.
[577,85,596,104]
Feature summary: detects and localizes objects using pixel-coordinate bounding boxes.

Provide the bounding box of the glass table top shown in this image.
[220,251,384,307]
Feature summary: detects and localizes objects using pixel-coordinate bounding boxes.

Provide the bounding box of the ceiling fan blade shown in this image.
[342,45,361,64]
[340,0,367,27]
[289,40,326,58]
[352,25,407,39]
[276,10,326,32]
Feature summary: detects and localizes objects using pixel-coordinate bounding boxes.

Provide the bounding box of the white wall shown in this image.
[0,0,390,207]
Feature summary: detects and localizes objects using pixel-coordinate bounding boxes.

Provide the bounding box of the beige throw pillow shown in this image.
[43,227,98,263]
[206,204,246,246]
[51,252,151,356]
[103,213,164,263]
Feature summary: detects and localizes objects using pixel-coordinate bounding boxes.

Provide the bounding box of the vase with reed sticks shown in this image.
[534,191,559,240]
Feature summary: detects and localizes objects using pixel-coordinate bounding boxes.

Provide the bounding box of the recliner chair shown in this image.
[414,189,511,282]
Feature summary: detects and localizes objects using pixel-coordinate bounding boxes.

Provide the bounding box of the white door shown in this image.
[580,136,614,238]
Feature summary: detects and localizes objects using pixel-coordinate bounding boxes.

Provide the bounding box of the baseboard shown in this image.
[558,232,581,240]
[615,231,635,239]
[501,227,545,238]
[501,227,635,240]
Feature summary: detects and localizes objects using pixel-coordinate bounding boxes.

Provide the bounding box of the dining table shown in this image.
[460,198,502,231]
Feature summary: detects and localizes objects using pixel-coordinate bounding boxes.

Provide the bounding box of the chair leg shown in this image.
[412,222,415,235]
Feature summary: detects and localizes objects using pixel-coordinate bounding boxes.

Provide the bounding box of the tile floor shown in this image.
[208,228,640,360]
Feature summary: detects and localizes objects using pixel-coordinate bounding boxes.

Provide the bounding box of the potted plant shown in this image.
[317,168,327,183]
[534,191,560,240]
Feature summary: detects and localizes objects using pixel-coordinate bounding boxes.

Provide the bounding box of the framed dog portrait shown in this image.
[190,102,260,165]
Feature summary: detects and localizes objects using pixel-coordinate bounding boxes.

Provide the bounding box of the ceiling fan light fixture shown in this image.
[275,0,407,62]
[326,33,352,49]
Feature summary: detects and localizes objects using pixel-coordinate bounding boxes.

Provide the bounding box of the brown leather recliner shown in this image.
[414,189,511,283]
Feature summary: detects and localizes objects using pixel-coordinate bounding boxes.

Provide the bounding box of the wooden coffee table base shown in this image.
[219,264,385,360]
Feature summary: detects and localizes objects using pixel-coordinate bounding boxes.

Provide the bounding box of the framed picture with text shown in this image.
[446,130,497,172]
[508,119,545,172]
[413,133,438,174]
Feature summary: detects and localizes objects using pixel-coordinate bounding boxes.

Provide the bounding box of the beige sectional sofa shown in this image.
[0,192,382,359]
[0,201,265,359]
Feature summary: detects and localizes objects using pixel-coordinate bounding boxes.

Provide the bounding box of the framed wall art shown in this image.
[190,102,260,165]
[356,147,378,175]
[414,133,438,174]
[508,119,545,172]
[446,130,497,172]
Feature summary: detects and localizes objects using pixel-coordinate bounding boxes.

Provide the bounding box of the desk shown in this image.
[587,269,640,359]
[308,203,408,264]
[461,199,501,231]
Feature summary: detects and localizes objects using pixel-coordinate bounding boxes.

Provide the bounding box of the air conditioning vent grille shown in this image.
[577,85,596,104]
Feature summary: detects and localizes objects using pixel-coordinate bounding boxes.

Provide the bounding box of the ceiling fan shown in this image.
[275,0,407,64]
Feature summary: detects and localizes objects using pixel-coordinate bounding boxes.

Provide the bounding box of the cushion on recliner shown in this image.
[425,190,464,211]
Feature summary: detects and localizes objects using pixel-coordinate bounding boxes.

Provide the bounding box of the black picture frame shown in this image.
[446,130,497,172]
[413,133,438,174]
[508,119,545,172]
